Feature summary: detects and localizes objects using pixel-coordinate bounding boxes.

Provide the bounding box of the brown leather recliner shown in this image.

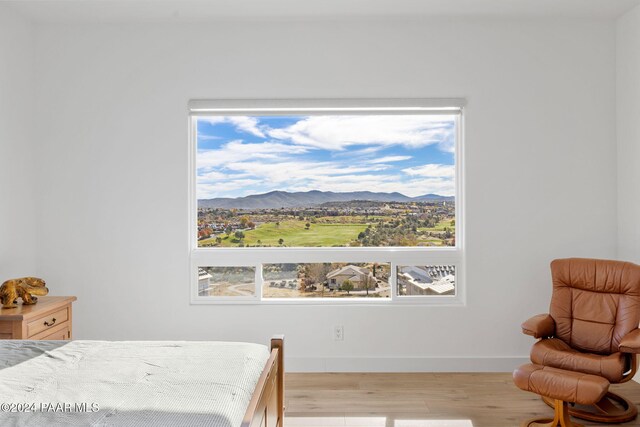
[520,258,640,423]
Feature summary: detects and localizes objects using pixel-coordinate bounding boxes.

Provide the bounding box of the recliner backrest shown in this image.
[550,258,640,355]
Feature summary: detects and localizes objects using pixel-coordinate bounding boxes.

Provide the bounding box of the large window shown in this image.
[189,99,464,304]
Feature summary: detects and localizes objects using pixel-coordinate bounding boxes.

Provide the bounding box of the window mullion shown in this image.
[256,263,264,301]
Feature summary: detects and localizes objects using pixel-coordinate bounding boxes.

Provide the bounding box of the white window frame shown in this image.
[188,99,466,305]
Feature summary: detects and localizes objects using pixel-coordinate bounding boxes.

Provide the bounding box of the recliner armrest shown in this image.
[619,329,640,353]
[521,314,555,338]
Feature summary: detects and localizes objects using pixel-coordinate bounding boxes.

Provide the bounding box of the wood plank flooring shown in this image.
[285,373,640,427]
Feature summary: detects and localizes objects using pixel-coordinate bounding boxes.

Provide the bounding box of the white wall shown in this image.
[0,5,36,280]
[617,5,640,264]
[33,18,617,371]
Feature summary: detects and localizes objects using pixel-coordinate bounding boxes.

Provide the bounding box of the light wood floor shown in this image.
[285,373,640,427]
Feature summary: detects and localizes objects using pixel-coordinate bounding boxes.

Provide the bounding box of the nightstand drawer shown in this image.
[38,324,70,341]
[27,307,69,337]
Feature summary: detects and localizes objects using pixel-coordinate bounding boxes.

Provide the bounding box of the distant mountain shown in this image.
[199,190,453,209]
[413,193,455,201]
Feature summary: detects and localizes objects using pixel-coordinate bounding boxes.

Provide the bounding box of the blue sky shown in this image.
[196,115,456,199]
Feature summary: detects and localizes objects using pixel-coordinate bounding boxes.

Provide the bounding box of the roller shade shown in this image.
[189,98,465,116]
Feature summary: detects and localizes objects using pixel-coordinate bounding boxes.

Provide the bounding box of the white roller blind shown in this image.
[188,98,465,116]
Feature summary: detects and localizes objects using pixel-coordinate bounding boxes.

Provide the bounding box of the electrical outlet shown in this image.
[334,325,344,341]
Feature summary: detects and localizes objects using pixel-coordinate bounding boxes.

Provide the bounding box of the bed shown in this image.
[0,336,284,427]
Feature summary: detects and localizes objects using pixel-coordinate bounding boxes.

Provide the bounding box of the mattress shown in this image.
[0,340,270,427]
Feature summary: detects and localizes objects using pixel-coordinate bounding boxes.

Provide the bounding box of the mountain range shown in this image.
[198,190,454,209]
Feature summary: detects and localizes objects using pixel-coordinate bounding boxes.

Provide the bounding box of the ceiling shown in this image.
[7,0,640,23]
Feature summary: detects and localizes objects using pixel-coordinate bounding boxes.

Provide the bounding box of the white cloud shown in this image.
[199,116,266,138]
[196,170,228,182]
[267,115,455,150]
[223,160,389,185]
[403,164,455,178]
[197,140,310,169]
[230,117,266,138]
[437,134,455,153]
[197,179,263,199]
[368,155,413,164]
[404,178,455,197]
[350,146,387,156]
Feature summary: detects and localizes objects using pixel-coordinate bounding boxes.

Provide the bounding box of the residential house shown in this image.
[326,265,376,291]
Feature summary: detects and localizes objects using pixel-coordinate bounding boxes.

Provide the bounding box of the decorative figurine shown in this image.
[0,277,49,309]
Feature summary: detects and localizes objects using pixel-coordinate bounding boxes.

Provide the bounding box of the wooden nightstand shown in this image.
[0,296,77,340]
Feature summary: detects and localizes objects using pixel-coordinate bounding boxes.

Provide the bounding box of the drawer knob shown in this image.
[44,318,56,327]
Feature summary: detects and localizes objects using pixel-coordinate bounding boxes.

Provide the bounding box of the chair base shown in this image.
[522,400,583,427]
[542,391,638,424]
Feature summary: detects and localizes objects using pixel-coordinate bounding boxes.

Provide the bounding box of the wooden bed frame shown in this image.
[241,335,285,427]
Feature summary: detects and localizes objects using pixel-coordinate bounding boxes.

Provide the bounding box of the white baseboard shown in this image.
[286,356,529,373]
